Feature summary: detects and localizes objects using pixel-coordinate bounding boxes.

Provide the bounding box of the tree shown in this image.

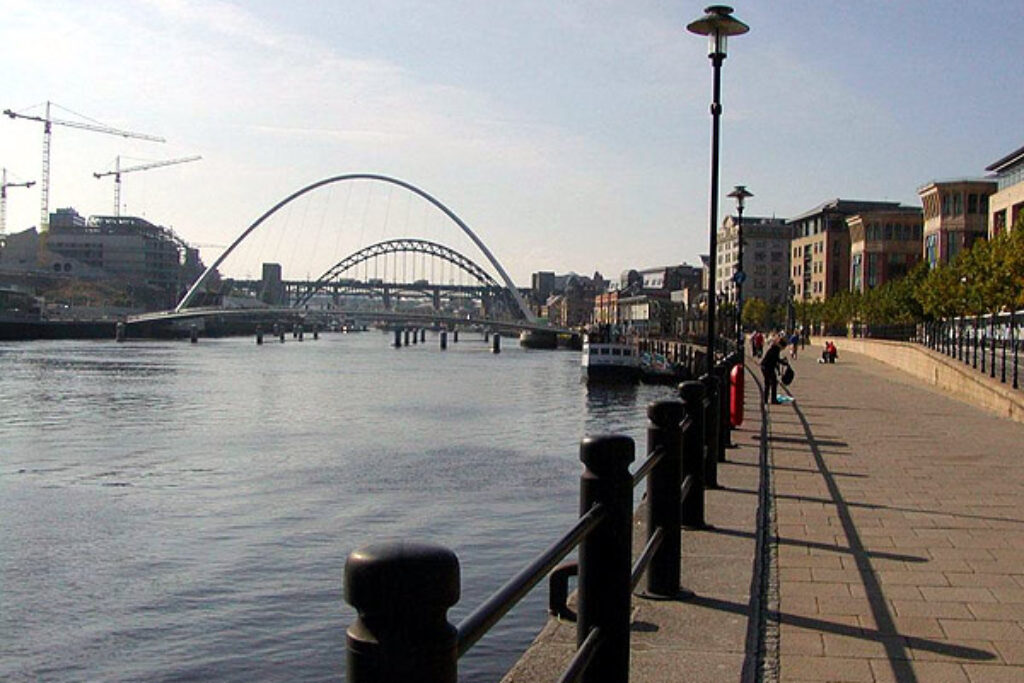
[741,297,770,329]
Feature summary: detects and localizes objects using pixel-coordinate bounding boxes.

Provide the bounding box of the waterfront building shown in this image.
[717,215,791,305]
[789,199,903,302]
[985,143,1024,236]
[530,271,555,305]
[541,273,599,327]
[847,208,924,293]
[591,263,702,335]
[917,180,996,268]
[0,207,206,310]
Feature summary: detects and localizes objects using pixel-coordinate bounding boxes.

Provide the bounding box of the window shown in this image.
[953,193,963,216]
[968,193,978,214]
[993,210,1007,236]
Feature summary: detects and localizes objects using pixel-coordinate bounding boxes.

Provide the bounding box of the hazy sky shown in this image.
[2,1,1022,284]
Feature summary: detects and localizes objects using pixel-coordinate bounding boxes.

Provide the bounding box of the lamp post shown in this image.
[727,185,752,351]
[688,5,749,373]
[787,280,796,335]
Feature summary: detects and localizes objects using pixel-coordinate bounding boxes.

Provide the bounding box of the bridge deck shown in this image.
[504,342,1024,682]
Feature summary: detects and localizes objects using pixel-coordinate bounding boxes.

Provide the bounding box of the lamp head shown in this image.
[687,5,749,57]
[727,185,753,211]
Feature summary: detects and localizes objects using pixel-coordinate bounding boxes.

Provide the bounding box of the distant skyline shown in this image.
[2,1,1022,284]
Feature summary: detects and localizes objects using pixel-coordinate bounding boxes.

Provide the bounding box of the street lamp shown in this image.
[787,280,796,335]
[727,184,753,350]
[688,5,749,372]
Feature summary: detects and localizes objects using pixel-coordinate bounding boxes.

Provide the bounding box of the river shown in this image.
[0,331,678,682]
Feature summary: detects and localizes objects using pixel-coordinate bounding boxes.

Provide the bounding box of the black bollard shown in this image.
[190,324,198,344]
[492,334,501,354]
[699,373,721,489]
[578,435,634,683]
[115,321,125,342]
[644,400,685,598]
[345,542,460,683]
[404,329,410,346]
[453,329,458,343]
[313,324,319,341]
[256,326,263,345]
[679,381,708,529]
[394,329,402,348]
[412,329,419,345]
[298,324,304,342]
[440,331,448,350]
[420,328,426,343]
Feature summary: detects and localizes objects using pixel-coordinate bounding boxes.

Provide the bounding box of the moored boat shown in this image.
[581,325,640,382]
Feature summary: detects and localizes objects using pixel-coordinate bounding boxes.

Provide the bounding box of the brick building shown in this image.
[847,208,924,293]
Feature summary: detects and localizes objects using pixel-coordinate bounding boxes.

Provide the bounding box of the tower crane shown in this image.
[1,168,36,236]
[93,155,202,216]
[3,101,164,231]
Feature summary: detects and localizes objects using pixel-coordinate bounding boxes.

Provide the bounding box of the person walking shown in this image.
[761,334,789,405]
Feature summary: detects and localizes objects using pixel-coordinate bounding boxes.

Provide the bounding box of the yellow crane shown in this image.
[3,101,164,230]
[1,168,36,236]
[93,155,202,217]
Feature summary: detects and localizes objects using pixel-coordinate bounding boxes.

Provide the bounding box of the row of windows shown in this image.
[922,192,990,219]
[996,163,1024,191]
[863,223,922,242]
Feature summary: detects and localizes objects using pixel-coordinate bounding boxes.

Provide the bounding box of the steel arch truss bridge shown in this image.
[288,238,525,319]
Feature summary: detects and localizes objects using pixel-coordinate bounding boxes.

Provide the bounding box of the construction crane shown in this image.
[3,101,164,231]
[1,168,36,236]
[93,155,202,216]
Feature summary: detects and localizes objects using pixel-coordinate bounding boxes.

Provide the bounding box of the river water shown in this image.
[0,332,677,682]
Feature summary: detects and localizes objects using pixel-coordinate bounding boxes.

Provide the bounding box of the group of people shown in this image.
[754,330,840,405]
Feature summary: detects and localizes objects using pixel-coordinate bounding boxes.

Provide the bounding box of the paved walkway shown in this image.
[504,344,1024,682]
[766,345,1024,682]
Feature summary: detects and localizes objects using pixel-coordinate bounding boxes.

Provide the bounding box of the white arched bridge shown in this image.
[125,173,573,343]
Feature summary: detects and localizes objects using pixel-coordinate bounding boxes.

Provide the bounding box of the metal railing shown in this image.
[919,310,1022,391]
[343,353,742,683]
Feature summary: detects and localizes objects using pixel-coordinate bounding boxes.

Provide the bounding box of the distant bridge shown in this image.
[124,305,572,341]
[175,173,538,324]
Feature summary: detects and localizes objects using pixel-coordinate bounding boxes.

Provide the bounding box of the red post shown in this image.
[729,363,744,427]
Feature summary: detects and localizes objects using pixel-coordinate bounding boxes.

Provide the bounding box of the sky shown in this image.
[1,0,1022,286]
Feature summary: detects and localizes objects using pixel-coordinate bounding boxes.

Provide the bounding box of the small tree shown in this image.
[741,297,770,330]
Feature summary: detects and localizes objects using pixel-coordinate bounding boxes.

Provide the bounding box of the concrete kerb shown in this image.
[502,365,772,683]
[808,336,1024,423]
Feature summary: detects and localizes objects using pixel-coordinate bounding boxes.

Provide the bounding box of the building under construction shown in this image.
[0,208,206,310]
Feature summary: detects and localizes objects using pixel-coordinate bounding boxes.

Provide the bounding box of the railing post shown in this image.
[344,542,460,683]
[1012,310,1019,390]
[973,317,979,369]
[699,373,721,488]
[990,316,997,379]
[1001,313,1008,384]
[578,434,635,683]
[644,400,684,598]
[679,380,707,529]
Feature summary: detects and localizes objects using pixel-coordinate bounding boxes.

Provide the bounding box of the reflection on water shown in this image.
[0,335,678,682]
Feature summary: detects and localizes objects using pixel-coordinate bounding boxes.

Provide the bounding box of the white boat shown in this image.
[582,327,640,381]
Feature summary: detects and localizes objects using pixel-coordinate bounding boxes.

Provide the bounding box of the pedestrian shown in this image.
[760,334,789,405]
[789,331,800,359]
[752,330,764,358]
